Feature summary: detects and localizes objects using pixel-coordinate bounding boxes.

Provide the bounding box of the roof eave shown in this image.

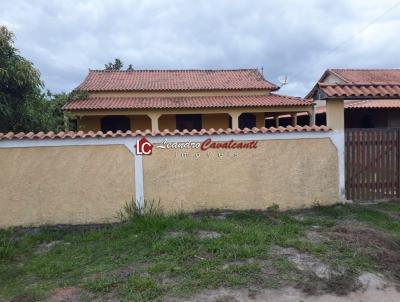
[305,68,355,99]
[64,103,312,112]
[325,95,400,100]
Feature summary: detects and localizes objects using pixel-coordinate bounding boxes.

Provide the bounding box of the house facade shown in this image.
[305,69,400,128]
[63,69,312,132]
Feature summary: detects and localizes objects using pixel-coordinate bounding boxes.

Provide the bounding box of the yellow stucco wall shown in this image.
[326,99,344,130]
[131,115,151,131]
[79,116,101,131]
[74,106,310,118]
[77,112,273,132]
[255,112,265,128]
[143,138,339,212]
[0,145,135,227]
[159,115,176,131]
[203,114,230,129]
[0,134,341,227]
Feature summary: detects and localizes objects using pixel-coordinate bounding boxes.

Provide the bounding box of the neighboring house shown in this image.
[304,69,400,128]
[63,69,312,132]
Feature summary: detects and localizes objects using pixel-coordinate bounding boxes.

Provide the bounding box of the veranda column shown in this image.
[291,113,297,126]
[308,110,315,126]
[275,115,280,128]
[326,99,344,130]
[149,113,161,131]
[325,98,346,203]
[309,102,316,126]
[229,112,241,129]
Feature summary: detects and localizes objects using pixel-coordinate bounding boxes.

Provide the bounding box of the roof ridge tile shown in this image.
[88,68,260,72]
[330,68,400,71]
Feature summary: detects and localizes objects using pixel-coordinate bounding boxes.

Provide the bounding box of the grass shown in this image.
[0,200,399,301]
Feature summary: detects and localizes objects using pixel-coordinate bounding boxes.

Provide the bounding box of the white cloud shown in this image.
[0,0,399,96]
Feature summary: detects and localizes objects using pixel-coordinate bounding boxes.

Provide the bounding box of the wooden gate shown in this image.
[345,128,400,201]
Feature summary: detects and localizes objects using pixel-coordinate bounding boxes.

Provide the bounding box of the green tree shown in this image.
[0,26,45,132]
[104,58,134,71]
[42,91,79,132]
[104,58,123,70]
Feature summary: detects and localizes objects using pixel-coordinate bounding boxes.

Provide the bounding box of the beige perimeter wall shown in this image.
[0,145,134,227]
[144,138,339,212]
[0,135,341,228]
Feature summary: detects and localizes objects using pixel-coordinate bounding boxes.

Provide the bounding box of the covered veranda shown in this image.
[73,106,314,133]
[63,94,314,132]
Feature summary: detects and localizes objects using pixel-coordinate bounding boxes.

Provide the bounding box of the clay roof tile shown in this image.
[0,126,331,141]
[63,94,310,111]
[76,69,278,92]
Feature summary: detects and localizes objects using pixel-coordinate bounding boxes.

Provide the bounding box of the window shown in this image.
[360,114,375,128]
[176,114,202,131]
[239,113,256,129]
[101,116,131,132]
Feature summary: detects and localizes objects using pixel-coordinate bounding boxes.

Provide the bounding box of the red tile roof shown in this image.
[63,94,311,111]
[306,69,400,99]
[283,100,400,118]
[0,126,331,141]
[318,84,400,98]
[329,69,400,84]
[76,69,278,92]
[345,99,400,109]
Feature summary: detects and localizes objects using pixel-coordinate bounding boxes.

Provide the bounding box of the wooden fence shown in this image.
[345,128,400,201]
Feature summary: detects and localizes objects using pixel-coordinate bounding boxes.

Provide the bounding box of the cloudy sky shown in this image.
[1,0,399,96]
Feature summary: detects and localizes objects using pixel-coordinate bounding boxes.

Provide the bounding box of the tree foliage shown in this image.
[0,26,136,133]
[104,58,123,71]
[0,26,75,133]
[104,58,134,71]
[0,26,45,132]
[41,91,80,132]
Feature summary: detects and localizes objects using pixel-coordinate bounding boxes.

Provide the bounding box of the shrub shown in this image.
[118,198,163,222]
[0,230,15,260]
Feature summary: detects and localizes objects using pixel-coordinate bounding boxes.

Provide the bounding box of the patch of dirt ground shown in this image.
[271,246,340,279]
[9,293,40,302]
[306,230,329,243]
[330,223,400,280]
[166,231,188,239]
[198,231,221,239]
[46,287,122,302]
[83,261,149,281]
[166,273,400,301]
[46,287,91,302]
[35,240,67,254]
[271,245,360,295]
[165,230,222,240]
[331,223,399,250]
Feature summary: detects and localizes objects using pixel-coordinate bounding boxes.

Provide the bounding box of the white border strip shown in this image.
[134,153,144,209]
[0,131,346,203]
